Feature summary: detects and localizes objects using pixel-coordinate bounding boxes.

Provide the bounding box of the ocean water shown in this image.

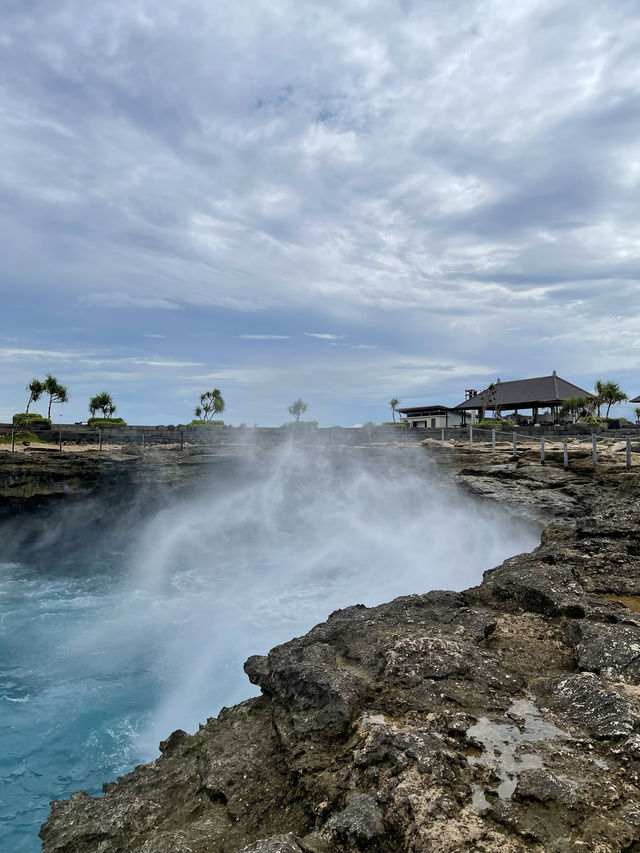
[0,446,539,851]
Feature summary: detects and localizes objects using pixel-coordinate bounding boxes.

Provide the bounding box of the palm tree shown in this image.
[43,374,68,419]
[389,397,399,423]
[25,378,45,413]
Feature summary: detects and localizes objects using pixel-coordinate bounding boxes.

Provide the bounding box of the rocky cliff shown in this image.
[39,446,640,853]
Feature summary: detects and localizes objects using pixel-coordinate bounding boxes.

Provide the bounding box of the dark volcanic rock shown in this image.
[327,793,384,843]
[245,641,367,736]
[513,768,578,805]
[476,557,587,616]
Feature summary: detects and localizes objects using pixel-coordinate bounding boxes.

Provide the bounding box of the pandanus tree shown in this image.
[89,392,117,419]
[25,378,45,413]
[43,374,68,419]
[595,380,627,418]
[288,399,309,423]
[194,389,225,421]
[389,397,399,423]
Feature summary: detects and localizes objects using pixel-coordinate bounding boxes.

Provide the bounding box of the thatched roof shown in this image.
[455,373,590,410]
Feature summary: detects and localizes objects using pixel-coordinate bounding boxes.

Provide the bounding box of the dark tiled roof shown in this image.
[630,395,640,403]
[455,374,590,410]
[397,405,457,414]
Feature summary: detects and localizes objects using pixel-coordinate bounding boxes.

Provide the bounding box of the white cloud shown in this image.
[304,333,346,340]
[236,334,291,340]
[80,293,181,310]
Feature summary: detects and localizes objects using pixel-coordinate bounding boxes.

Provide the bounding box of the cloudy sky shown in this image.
[1,0,639,426]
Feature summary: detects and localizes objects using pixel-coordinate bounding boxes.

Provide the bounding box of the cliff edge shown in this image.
[39,449,640,853]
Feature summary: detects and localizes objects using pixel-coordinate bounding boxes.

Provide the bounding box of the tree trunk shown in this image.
[26,398,31,413]
[392,408,396,423]
[47,396,52,419]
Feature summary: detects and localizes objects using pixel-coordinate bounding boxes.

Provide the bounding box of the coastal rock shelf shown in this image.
[36,447,640,852]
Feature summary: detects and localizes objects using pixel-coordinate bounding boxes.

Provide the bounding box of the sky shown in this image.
[1,0,639,426]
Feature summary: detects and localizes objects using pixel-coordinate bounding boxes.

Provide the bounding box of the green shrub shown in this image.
[473,419,515,428]
[87,417,127,428]
[189,419,224,426]
[0,430,41,444]
[12,412,51,428]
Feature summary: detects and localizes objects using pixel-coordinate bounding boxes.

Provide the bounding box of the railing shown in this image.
[431,425,636,471]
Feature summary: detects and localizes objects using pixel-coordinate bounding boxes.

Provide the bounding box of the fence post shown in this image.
[99,428,102,451]
[143,432,146,452]
[58,430,62,451]
[627,437,632,470]
[540,436,545,464]
[11,429,15,453]
[469,426,473,449]
[180,429,184,451]
[563,441,568,470]
[592,434,597,467]
[491,429,495,454]
[512,432,517,459]
[441,428,445,447]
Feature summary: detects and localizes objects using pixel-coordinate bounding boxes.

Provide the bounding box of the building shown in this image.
[455,371,591,424]
[631,396,640,403]
[397,405,472,429]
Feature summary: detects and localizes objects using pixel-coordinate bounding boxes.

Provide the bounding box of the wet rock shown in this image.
[575,622,640,681]
[537,673,636,739]
[327,793,384,843]
[477,557,587,616]
[513,768,578,805]
[244,642,367,736]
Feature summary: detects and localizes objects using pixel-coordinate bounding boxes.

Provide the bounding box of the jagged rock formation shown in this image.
[39,452,640,853]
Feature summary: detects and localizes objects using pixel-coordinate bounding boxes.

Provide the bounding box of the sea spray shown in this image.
[1,444,539,851]
[117,444,538,750]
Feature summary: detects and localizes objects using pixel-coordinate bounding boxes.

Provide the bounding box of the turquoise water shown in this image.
[0,448,539,850]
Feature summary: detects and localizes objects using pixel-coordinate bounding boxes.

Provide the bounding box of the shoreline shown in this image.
[15,443,640,852]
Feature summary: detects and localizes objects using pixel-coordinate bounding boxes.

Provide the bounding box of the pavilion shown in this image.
[454,371,591,424]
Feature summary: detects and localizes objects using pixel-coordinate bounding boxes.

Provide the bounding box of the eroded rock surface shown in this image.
[40,461,640,853]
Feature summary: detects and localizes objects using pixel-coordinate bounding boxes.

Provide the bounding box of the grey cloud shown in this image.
[1,0,639,413]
